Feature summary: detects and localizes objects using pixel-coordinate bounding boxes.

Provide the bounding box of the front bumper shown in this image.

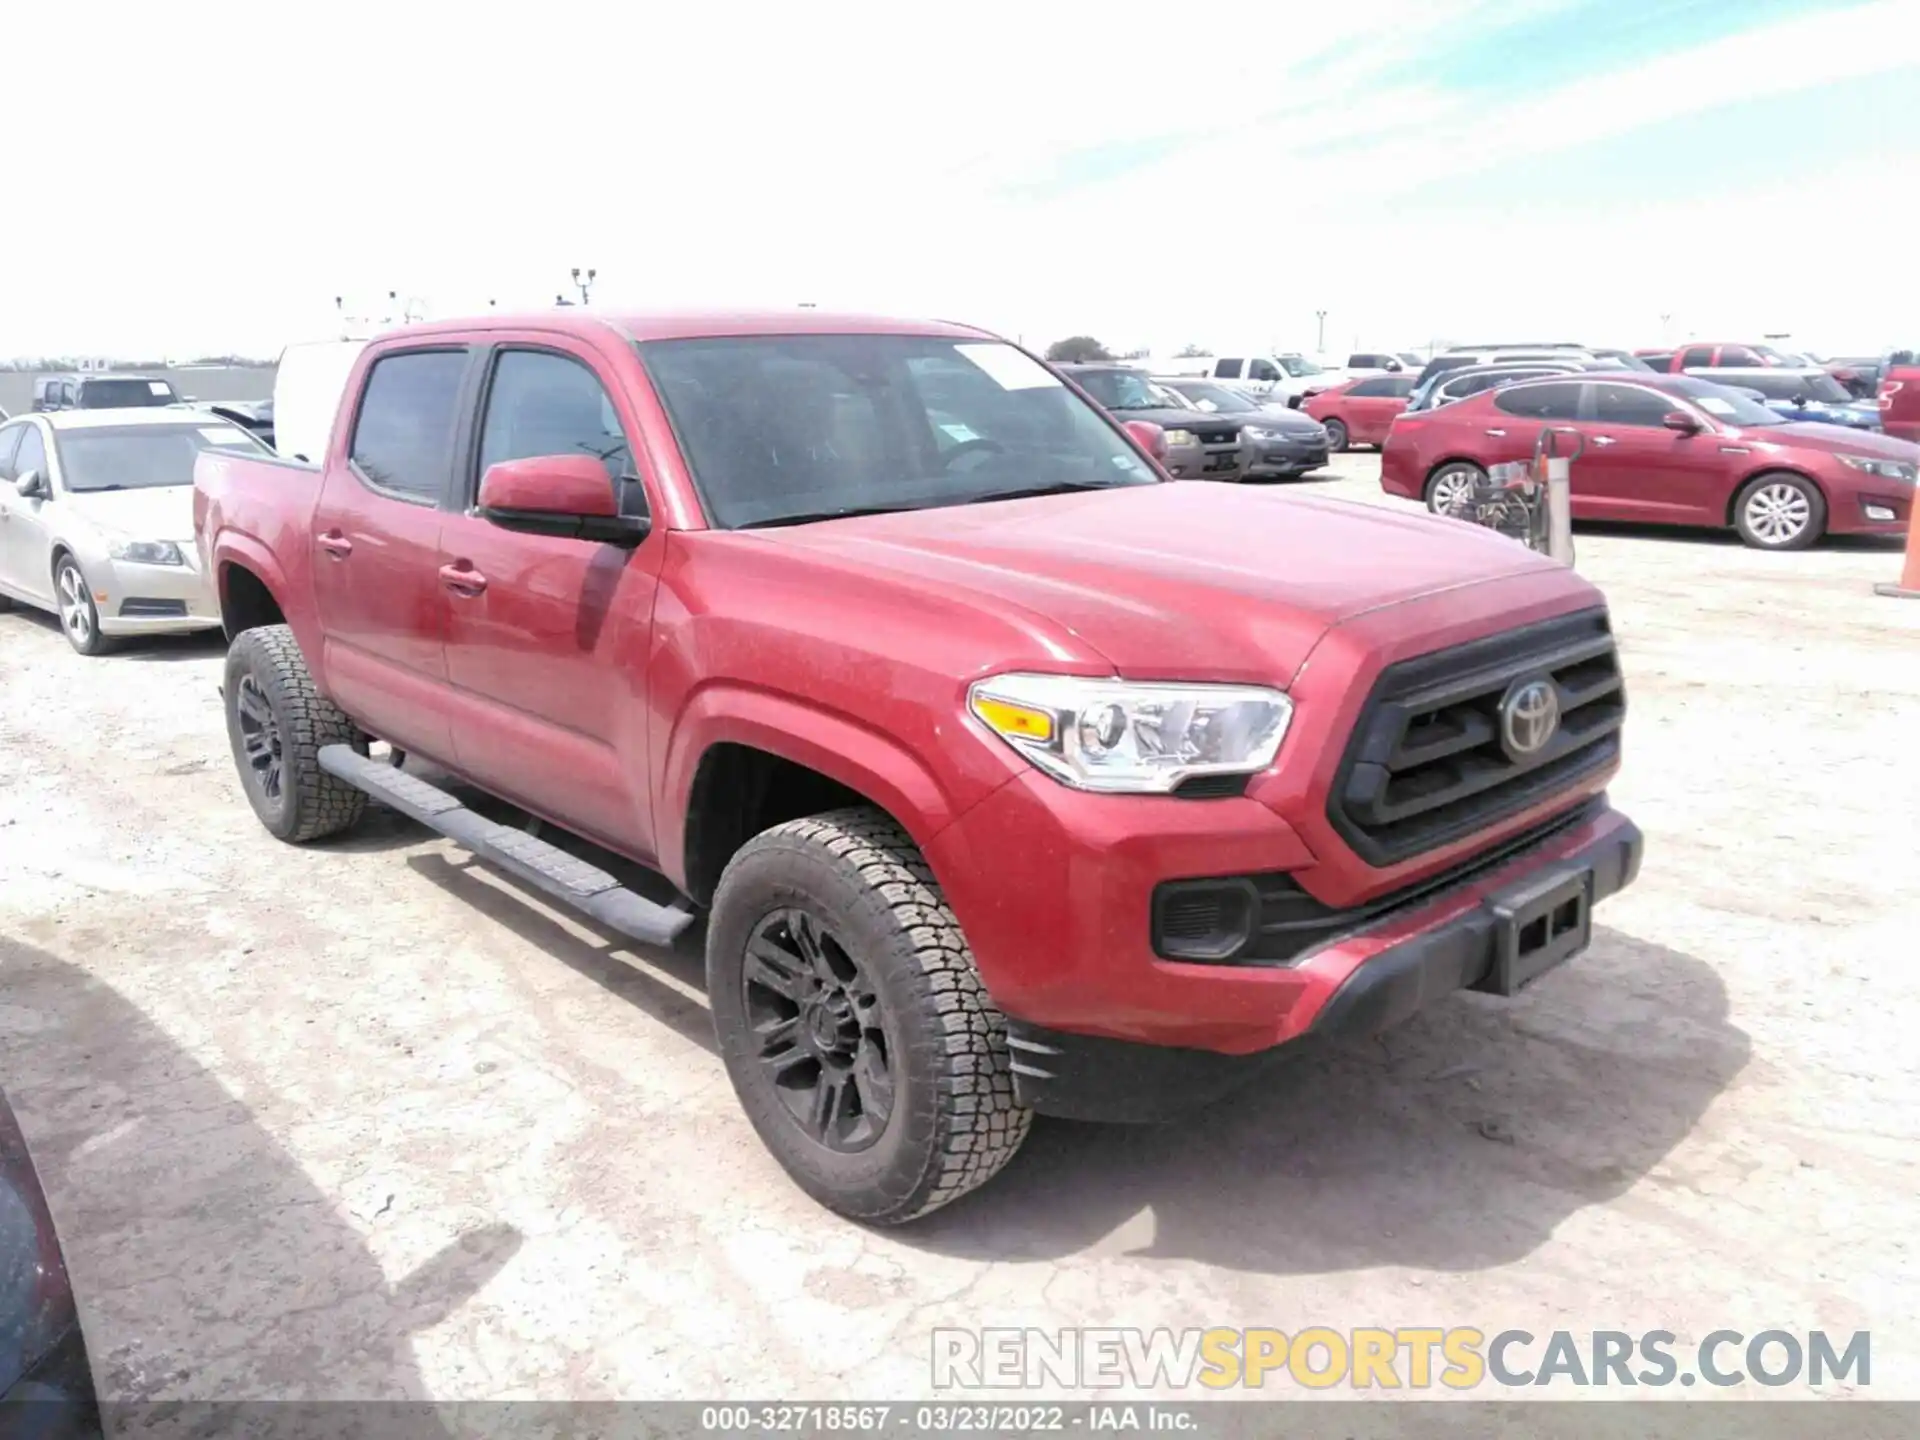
[91,553,221,635]
[1164,441,1250,481]
[995,803,1642,1121]
[1829,488,1912,536]
[925,766,1641,1101]
[1247,435,1330,477]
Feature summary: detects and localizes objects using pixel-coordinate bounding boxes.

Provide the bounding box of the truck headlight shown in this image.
[1160,428,1197,447]
[108,539,186,566]
[968,673,1292,793]
[1837,454,1917,483]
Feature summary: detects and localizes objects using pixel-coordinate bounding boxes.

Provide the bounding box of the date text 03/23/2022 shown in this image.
[700,1404,1194,1432]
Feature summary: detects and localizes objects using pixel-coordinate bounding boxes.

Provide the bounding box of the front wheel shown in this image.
[707,808,1032,1224]
[1734,472,1825,550]
[54,557,111,656]
[1322,417,1350,453]
[223,624,367,842]
[1425,462,1486,516]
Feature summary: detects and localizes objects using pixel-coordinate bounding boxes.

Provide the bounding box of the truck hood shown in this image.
[757,484,1566,684]
[57,485,197,543]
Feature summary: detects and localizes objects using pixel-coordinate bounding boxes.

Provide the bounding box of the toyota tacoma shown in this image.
[194,310,1641,1224]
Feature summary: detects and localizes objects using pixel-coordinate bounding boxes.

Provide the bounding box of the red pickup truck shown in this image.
[194,310,1641,1224]
[1880,347,1920,444]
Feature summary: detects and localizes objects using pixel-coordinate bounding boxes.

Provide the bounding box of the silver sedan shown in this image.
[0,408,268,655]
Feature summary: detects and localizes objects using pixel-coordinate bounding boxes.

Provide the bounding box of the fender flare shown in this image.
[210,534,327,676]
[657,682,959,888]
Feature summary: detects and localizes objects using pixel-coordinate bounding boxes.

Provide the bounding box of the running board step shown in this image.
[317,745,696,949]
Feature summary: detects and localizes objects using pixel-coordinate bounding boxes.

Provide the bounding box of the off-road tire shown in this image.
[707,807,1032,1224]
[1322,417,1350,452]
[223,624,367,843]
[1733,471,1826,551]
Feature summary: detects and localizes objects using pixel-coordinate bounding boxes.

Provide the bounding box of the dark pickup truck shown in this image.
[195,310,1641,1223]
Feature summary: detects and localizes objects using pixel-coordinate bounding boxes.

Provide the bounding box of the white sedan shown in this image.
[0,408,269,655]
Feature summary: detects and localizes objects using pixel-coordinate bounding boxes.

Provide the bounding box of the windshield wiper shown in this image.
[960,481,1128,505]
[741,502,922,529]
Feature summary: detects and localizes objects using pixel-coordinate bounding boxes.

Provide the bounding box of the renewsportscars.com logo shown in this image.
[931,1327,1871,1392]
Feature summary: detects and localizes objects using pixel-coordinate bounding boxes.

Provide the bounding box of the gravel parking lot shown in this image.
[1,454,1915,1402]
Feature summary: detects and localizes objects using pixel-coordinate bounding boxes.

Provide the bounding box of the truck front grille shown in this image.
[1327,608,1624,867]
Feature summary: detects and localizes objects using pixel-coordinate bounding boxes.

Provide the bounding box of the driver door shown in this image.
[1573,382,1726,524]
[0,424,57,605]
[437,342,665,856]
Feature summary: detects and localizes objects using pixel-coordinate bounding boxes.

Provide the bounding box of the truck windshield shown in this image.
[78,378,179,407]
[638,337,1160,528]
[53,423,267,492]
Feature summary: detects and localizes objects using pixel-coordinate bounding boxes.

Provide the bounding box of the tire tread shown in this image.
[718,807,1032,1223]
[228,624,366,842]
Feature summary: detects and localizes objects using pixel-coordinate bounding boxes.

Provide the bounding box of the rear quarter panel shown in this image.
[193,450,327,672]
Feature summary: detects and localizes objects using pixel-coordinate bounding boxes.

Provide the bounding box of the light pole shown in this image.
[1315,310,1328,354]
[1660,313,1673,342]
[571,267,597,306]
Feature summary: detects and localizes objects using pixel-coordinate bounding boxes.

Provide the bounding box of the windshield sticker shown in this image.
[956,344,1062,391]
[149,381,173,396]
[939,422,981,443]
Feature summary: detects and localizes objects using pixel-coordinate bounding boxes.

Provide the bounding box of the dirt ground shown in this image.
[1,455,1915,1404]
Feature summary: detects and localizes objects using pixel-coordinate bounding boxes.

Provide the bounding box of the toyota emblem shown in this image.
[1499,679,1560,759]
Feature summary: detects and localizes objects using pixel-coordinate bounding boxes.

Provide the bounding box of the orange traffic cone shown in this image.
[1874,505,1920,599]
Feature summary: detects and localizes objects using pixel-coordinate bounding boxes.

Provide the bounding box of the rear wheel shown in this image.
[54,556,112,656]
[1734,472,1825,550]
[707,808,1031,1224]
[1322,417,1350,452]
[223,624,367,842]
[1425,462,1486,516]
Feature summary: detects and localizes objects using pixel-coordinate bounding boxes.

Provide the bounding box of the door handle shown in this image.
[1484,428,1506,437]
[1590,435,1617,446]
[439,562,488,597]
[317,531,353,558]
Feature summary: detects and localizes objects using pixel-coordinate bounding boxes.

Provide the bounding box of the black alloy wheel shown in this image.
[744,907,894,1152]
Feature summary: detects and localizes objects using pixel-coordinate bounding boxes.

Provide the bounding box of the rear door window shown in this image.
[1348,378,1392,398]
[1213,358,1244,379]
[1493,382,1584,420]
[349,349,470,503]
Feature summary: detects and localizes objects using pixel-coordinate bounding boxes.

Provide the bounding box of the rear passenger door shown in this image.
[309,346,472,764]
[437,342,664,855]
[1484,381,1584,473]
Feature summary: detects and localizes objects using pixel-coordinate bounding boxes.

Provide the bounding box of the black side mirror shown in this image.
[15,469,49,499]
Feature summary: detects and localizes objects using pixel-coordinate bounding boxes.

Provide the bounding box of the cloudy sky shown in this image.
[10,0,1919,360]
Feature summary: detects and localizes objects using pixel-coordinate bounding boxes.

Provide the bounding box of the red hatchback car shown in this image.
[1381,372,1916,550]
[1303,375,1416,451]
